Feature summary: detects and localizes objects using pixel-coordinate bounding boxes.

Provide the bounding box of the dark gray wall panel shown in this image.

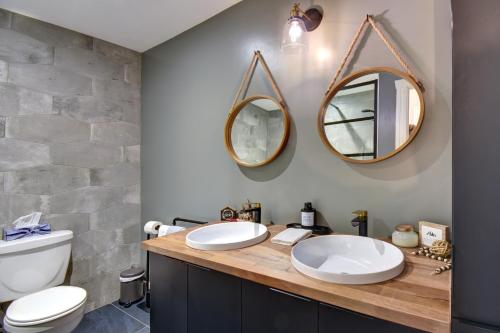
[452,0,500,327]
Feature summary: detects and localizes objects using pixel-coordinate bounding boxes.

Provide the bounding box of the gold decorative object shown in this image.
[238,212,253,221]
[433,264,452,275]
[430,240,452,258]
[410,244,453,275]
[239,200,262,223]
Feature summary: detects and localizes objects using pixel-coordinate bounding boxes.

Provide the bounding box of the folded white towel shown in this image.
[271,228,312,246]
[158,225,186,237]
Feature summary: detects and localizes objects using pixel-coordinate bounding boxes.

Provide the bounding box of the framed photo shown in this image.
[418,221,449,247]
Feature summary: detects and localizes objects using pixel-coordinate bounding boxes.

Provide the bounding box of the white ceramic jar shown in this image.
[392,224,419,248]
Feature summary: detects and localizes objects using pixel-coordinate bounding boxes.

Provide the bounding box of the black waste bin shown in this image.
[119,267,145,307]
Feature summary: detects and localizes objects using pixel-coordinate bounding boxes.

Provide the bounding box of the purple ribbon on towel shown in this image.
[2,224,51,241]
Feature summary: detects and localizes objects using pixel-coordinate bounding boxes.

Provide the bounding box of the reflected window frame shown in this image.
[324,79,378,160]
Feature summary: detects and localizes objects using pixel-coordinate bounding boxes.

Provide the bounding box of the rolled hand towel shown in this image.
[3,224,51,241]
[271,228,312,246]
[158,225,186,237]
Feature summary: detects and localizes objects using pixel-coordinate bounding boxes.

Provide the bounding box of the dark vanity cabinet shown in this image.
[150,254,188,333]
[242,280,318,333]
[150,253,422,333]
[452,319,500,333]
[150,254,240,333]
[187,264,241,333]
[319,303,422,333]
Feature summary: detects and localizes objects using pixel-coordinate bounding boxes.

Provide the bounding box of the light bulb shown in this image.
[288,20,303,43]
[281,17,307,53]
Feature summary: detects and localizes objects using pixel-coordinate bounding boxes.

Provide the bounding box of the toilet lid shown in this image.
[6,286,87,326]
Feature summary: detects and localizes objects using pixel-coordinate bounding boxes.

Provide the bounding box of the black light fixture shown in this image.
[281,3,323,53]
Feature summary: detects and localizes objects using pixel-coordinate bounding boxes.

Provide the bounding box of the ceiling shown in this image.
[0,0,241,52]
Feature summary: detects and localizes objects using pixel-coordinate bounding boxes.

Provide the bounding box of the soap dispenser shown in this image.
[286,202,331,235]
[300,202,315,227]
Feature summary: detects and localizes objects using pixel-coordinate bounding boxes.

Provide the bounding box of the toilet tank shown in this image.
[0,230,73,302]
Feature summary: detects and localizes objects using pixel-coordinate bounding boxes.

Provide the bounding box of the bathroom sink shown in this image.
[185,222,268,251]
[291,235,405,284]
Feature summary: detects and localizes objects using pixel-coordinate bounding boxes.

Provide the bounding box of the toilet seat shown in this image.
[5,286,87,327]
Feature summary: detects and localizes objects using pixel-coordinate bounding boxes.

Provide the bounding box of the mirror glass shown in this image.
[228,97,287,166]
[320,69,423,162]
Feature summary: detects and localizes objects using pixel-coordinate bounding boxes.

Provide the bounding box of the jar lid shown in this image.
[395,224,414,232]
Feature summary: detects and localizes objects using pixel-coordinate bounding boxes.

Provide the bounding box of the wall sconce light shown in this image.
[281,3,323,54]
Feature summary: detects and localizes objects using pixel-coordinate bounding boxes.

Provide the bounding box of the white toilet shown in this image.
[0,230,87,333]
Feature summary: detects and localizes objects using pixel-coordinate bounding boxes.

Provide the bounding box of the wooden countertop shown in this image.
[143,223,451,333]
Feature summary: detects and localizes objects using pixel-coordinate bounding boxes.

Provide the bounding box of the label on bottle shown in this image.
[301,212,314,227]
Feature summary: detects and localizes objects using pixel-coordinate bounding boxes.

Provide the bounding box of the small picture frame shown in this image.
[220,206,238,221]
[418,221,449,247]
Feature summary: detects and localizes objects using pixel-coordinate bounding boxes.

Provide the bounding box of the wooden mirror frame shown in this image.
[224,95,290,168]
[317,67,425,164]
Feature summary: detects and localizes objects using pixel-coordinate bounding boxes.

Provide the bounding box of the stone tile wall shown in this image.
[231,104,284,164]
[0,9,141,311]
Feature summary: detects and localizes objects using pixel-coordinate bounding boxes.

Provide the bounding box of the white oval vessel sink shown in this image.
[186,222,268,251]
[291,235,405,284]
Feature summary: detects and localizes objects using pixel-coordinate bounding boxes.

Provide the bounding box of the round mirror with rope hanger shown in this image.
[225,51,290,167]
[318,15,425,164]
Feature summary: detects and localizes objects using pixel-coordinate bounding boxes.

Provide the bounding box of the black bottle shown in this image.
[300,202,315,227]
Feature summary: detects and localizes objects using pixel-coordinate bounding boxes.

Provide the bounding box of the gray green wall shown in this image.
[142,0,452,236]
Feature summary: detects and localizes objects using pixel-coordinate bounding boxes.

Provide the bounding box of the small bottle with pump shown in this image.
[301,202,315,228]
[286,202,331,235]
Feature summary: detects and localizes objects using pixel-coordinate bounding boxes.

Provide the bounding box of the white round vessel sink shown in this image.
[185,222,268,251]
[291,235,405,284]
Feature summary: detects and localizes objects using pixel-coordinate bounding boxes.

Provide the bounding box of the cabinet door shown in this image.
[187,264,241,333]
[453,319,500,333]
[242,280,318,333]
[319,302,423,333]
[150,254,187,333]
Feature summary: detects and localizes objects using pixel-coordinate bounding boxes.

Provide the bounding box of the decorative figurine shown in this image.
[220,206,238,221]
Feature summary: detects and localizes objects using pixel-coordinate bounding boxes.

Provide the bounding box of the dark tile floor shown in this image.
[74,301,150,333]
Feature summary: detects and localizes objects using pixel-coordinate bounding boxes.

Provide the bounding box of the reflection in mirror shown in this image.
[321,70,423,162]
[230,98,286,166]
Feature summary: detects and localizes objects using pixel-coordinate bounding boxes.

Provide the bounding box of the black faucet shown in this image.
[351,210,368,237]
